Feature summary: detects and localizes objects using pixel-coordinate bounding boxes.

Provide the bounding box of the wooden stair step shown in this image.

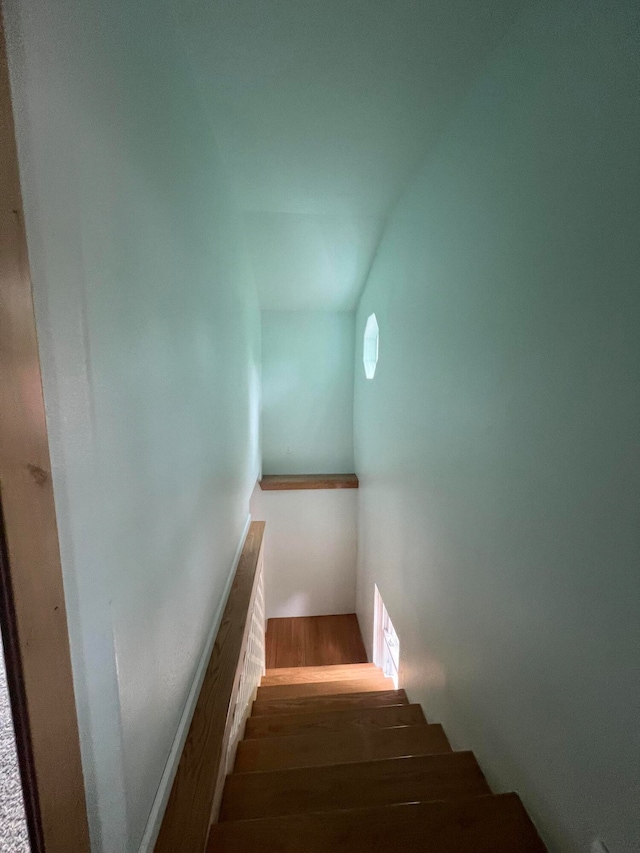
[256,677,395,701]
[244,703,425,739]
[251,689,408,717]
[262,664,381,686]
[234,723,450,772]
[220,751,490,821]
[208,793,548,852]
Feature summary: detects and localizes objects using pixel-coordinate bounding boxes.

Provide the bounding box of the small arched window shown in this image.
[363,313,379,379]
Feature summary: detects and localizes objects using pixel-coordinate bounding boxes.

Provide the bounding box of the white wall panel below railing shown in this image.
[250,484,357,618]
[224,555,265,775]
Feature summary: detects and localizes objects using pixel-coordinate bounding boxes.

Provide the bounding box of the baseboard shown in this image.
[137,514,252,853]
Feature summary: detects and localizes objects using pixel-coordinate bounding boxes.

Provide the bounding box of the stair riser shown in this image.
[251,689,408,717]
[208,793,548,853]
[257,678,395,701]
[235,724,450,772]
[244,703,425,739]
[220,752,490,822]
[261,671,383,686]
[262,664,379,686]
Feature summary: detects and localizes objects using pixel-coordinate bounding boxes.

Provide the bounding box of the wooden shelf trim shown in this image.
[154,521,265,853]
[259,474,359,491]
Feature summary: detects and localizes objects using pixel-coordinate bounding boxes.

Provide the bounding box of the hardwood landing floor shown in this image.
[265,615,368,668]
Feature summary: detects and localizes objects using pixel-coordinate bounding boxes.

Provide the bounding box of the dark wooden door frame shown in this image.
[0,6,91,851]
[0,498,45,852]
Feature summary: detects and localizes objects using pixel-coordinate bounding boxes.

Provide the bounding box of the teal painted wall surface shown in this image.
[5,0,261,849]
[354,2,640,852]
[261,311,355,474]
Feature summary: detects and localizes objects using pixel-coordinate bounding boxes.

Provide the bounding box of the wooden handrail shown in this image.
[155,521,266,853]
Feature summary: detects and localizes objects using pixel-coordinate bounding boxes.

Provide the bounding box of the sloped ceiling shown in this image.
[177,0,526,310]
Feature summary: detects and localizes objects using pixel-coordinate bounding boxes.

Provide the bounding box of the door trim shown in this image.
[0,499,44,851]
[0,8,91,851]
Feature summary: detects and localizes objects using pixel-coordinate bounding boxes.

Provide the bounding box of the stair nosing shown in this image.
[250,689,409,716]
[239,722,439,750]
[209,792,548,853]
[257,678,395,695]
[242,703,422,739]
[212,791,504,826]
[227,748,476,779]
[264,663,377,674]
[253,688,406,704]
[234,724,450,774]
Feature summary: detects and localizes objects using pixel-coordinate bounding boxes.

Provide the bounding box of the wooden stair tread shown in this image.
[208,610,548,853]
[262,664,380,685]
[251,689,408,716]
[265,663,377,677]
[220,751,490,821]
[234,723,450,772]
[208,793,547,852]
[256,677,395,701]
[244,703,425,739]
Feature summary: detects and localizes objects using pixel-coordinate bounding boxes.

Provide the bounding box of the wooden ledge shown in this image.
[259,474,359,491]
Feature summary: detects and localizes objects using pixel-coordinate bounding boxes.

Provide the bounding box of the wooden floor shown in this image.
[265,615,368,668]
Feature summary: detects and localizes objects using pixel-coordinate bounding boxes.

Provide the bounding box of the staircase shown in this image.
[207,663,547,852]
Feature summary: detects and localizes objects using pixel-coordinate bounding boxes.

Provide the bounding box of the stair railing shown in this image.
[154,521,266,853]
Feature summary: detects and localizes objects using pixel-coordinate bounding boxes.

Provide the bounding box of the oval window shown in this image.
[363,313,379,379]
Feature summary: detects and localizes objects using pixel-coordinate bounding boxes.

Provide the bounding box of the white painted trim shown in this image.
[137,514,252,853]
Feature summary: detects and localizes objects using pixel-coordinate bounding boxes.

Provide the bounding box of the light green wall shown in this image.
[178,0,528,314]
[354,2,640,852]
[261,311,355,474]
[5,0,260,850]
